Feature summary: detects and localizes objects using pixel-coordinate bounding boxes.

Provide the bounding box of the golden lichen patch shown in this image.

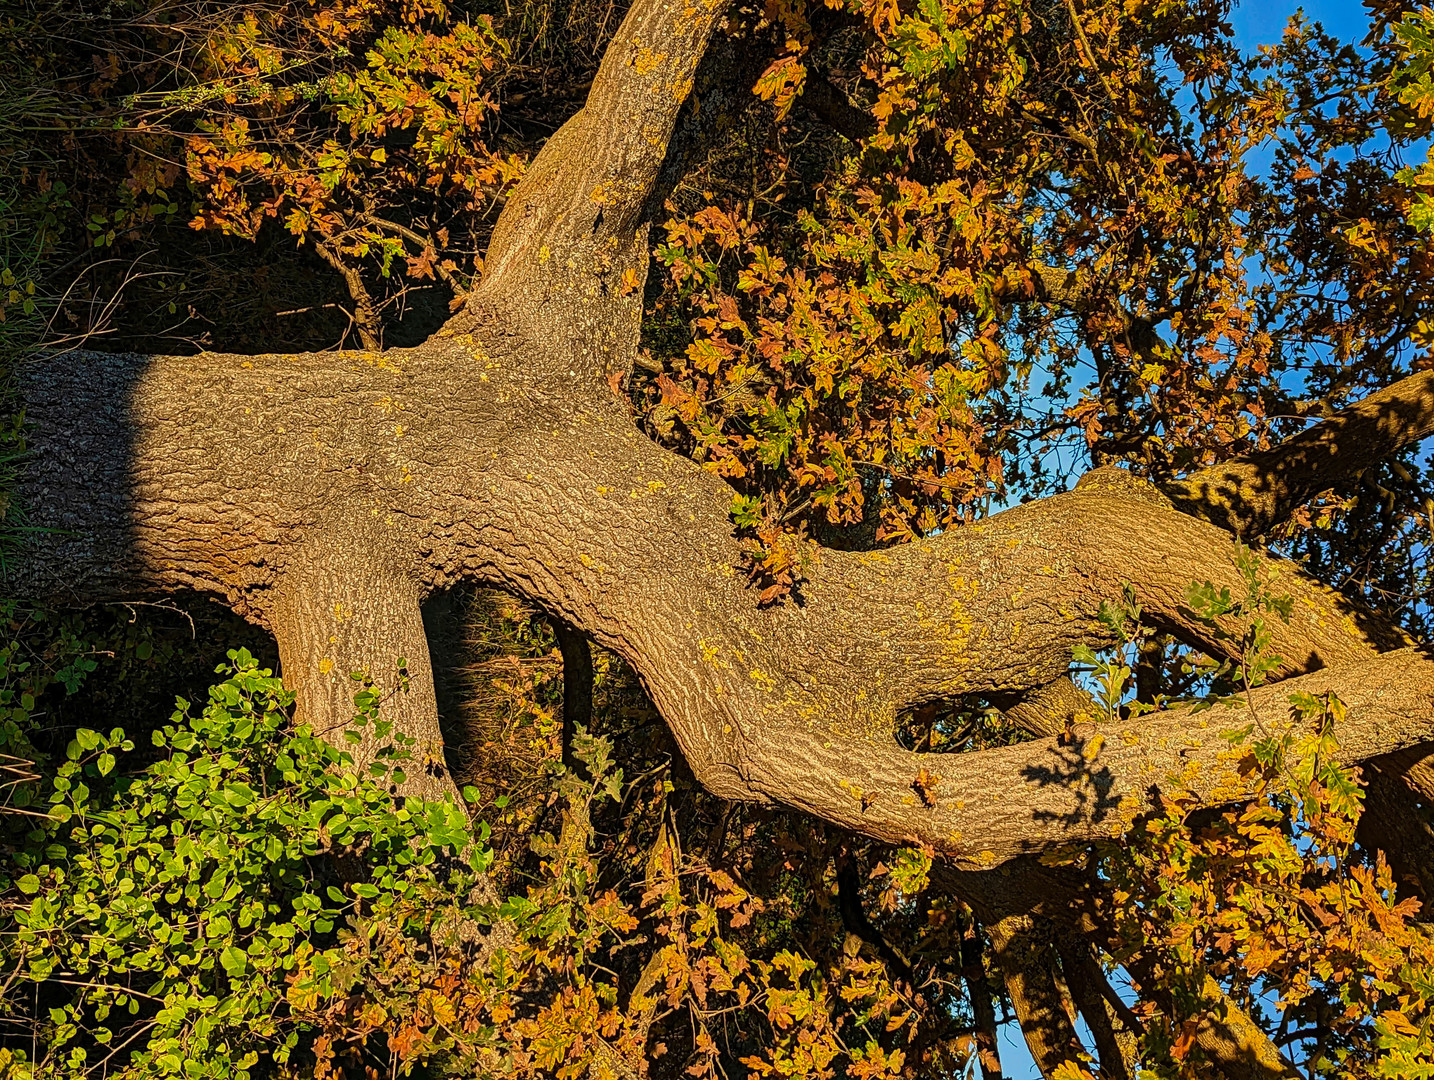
[363,352,405,373]
[1081,733,1105,762]
[632,47,666,75]
[936,569,980,665]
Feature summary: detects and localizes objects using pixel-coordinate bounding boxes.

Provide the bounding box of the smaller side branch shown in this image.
[743,648,1434,866]
[1057,938,1134,1080]
[365,215,470,303]
[313,239,382,351]
[988,915,1087,1078]
[1165,368,1434,538]
[959,922,1005,1080]
[835,853,915,985]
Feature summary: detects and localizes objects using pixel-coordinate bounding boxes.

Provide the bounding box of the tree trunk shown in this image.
[9,0,1434,969]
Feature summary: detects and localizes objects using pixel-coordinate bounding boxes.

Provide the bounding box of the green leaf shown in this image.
[220,946,247,977]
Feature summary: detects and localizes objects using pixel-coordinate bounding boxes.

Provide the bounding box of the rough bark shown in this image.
[995,676,1095,737]
[9,0,1434,942]
[270,528,452,799]
[15,319,1434,862]
[1182,976,1302,1080]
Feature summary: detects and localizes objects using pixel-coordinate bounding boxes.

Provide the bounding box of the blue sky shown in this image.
[1231,0,1374,53]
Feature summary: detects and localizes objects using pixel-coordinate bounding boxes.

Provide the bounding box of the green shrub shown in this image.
[0,649,490,1079]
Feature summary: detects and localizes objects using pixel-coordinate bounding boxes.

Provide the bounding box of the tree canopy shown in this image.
[3,0,1434,1078]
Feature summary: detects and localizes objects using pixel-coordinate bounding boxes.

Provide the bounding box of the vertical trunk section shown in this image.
[268,536,454,802]
[553,620,594,770]
[988,915,1088,1079]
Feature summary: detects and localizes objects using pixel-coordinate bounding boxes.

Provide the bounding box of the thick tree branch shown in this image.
[751,648,1433,865]
[1359,752,1434,906]
[1124,962,1302,1080]
[18,11,1434,1063]
[16,334,1425,869]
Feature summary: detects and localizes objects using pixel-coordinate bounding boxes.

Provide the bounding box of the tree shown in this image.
[9,0,1434,1076]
